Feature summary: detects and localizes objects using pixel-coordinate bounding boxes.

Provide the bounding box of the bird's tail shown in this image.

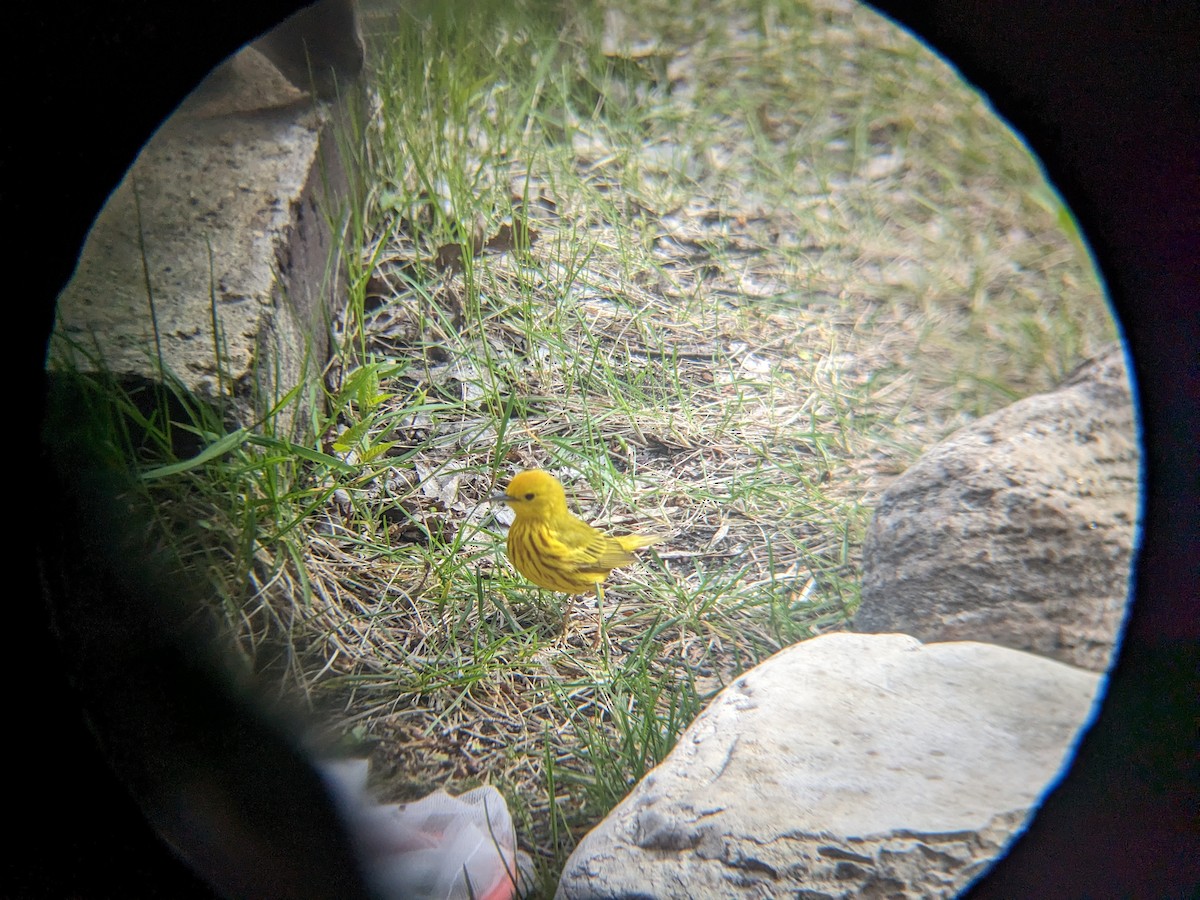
[614,533,664,552]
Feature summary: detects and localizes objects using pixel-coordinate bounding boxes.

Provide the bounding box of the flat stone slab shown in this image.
[557,632,1103,899]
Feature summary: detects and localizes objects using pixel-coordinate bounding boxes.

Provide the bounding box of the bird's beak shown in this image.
[489,492,514,504]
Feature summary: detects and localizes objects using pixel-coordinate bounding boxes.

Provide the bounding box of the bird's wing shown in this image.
[555,518,636,572]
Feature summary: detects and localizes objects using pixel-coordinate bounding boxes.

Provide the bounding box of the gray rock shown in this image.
[556,633,1102,900]
[854,344,1140,672]
[253,0,364,101]
[49,38,359,439]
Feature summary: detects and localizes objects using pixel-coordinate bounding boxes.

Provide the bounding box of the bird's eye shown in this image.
[524,492,535,501]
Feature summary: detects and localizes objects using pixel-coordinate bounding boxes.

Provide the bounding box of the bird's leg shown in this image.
[560,593,575,640]
[593,584,605,649]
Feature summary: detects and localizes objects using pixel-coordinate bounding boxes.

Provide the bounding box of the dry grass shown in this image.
[224,0,1116,890]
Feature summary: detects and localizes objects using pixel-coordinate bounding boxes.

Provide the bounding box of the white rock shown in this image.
[556,633,1102,899]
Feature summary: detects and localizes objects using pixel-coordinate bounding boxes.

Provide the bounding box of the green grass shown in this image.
[47,0,1117,893]
[307,0,1115,885]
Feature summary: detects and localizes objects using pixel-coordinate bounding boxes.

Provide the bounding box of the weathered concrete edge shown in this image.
[49,45,361,441]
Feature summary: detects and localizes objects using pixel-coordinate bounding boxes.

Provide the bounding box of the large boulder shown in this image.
[556,633,1102,899]
[854,344,1140,672]
[49,22,362,439]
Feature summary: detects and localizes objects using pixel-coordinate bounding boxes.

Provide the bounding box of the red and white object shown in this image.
[319,759,524,900]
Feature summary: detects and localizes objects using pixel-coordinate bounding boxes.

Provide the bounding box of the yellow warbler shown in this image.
[491,469,661,637]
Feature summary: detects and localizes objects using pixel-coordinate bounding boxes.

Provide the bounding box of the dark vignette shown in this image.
[9,1,1196,896]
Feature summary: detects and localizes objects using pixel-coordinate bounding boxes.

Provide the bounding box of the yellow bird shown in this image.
[491,469,661,640]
